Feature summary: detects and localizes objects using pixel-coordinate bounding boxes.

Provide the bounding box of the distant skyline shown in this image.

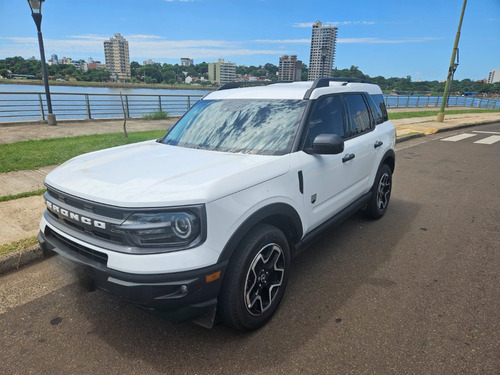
[1,0,499,81]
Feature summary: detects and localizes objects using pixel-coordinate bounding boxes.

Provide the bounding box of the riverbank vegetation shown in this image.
[142,111,170,120]
[1,56,500,95]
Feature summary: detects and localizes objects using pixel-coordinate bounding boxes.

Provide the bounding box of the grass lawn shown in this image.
[0,236,38,257]
[0,189,46,203]
[0,129,165,173]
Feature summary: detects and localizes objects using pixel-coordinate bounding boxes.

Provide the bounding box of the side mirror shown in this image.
[310,134,344,155]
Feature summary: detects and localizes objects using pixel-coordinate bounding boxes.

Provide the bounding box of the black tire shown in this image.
[219,223,290,331]
[365,163,392,220]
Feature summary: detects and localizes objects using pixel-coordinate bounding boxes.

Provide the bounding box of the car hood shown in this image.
[45,141,290,207]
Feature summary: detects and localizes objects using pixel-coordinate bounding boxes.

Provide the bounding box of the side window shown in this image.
[371,94,389,122]
[344,94,373,137]
[366,94,384,125]
[305,95,345,147]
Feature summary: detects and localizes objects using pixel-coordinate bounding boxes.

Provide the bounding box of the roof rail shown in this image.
[216,81,274,91]
[303,77,373,99]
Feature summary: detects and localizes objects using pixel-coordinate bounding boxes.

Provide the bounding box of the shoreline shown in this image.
[0,78,216,91]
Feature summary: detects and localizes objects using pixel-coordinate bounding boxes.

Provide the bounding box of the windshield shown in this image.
[162,99,306,155]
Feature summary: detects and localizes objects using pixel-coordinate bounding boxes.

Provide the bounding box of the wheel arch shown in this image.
[381,149,396,173]
[218,203,303,263]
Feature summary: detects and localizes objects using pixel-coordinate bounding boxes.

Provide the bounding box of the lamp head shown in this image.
[27,0,44,14]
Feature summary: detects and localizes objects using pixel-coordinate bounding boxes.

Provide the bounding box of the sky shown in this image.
[0,0,499,82]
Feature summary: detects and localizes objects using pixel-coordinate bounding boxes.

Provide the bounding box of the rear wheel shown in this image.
[219,224,290,331]
[365,163,392,219]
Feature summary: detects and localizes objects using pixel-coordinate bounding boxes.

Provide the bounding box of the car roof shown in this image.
[204,79,383,101]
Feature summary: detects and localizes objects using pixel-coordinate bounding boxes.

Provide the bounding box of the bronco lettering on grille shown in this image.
[46,200,107,229]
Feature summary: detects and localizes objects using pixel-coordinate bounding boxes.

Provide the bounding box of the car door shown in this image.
[341,93,380,199]
[296,93,381,234]
[297,94,357,232]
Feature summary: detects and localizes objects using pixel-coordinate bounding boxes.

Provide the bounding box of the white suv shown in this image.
[38,78,396,331]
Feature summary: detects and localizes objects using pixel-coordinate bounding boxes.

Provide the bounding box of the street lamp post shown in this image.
[437,0,467,123]
[321,46,328,78]
[27,0,56,125]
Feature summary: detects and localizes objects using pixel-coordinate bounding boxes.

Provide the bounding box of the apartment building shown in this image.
[208,59,236,84]
[278,55,302,82]
[181,58,194,67]
[308,21,338,81]
[104,33,131,82]
[488,68,500,84]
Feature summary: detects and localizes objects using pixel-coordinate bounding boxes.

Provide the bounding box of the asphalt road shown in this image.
[1,123,499,375]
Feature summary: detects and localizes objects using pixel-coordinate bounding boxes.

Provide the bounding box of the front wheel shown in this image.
[219,224,290,331]
[365,163,392,220]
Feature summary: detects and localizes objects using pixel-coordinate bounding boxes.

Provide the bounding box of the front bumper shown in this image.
[38,228,227,322]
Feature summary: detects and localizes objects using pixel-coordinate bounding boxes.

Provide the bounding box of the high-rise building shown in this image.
[59,56,72,65]
[487,68,500,84]
[208,59,236,84]
[181,58,194,67]
[308,21,338,81]
[48,54,58,65]
[279,55,302,82]
[104,33,131,82]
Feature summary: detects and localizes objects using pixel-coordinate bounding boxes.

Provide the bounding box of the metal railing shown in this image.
[0,91,499,123]
[0,91,205,123]
[383,95,500,109]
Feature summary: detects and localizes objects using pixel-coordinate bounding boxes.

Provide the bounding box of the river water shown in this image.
[0,83,211,122]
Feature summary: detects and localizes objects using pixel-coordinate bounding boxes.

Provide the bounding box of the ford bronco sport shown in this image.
[39,78,396,330]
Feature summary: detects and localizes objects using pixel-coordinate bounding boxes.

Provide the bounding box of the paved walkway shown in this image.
[0,118,176,144]
[0,111,499,272]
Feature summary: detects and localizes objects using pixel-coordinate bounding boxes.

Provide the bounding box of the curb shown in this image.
[396,133,425,143]
[434,119,500,134]
[0,244,44,276]
[395,119,499,143]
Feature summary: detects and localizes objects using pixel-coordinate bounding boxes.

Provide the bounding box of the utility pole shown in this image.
[437,0,467,122]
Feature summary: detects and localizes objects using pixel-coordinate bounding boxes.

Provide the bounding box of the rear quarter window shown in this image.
[370,94,389,122]
[344,94,373,137]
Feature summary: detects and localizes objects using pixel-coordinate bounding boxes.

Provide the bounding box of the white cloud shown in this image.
[0,34,286,61]
[253,39,310,44]
[338,37,439,44]
[294,21,376,28]
[252,37,439,45]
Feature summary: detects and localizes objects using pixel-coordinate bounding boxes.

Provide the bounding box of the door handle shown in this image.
[374,141,383,148]
[342,153,355,163]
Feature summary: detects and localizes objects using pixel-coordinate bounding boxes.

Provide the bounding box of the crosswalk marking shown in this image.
[441,134,477,142]
[474,135,500,145]
[440,131,500,145]
[472,131,500,135]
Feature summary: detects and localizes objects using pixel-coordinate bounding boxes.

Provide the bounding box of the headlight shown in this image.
[111,207,205,249]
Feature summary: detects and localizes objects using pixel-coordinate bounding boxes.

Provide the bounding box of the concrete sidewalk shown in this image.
[0,111,499,274]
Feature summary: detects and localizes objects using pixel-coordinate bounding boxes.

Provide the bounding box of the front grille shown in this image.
[46,187,125,220]
[45,187,129,246]
[46,227,108,266]
[46,209,125,245]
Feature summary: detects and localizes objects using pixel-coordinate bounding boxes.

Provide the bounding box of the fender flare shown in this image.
[217,203,303,263]
[381,149,396,173]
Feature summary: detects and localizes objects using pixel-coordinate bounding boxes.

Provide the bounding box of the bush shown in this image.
[142,111,169,120]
